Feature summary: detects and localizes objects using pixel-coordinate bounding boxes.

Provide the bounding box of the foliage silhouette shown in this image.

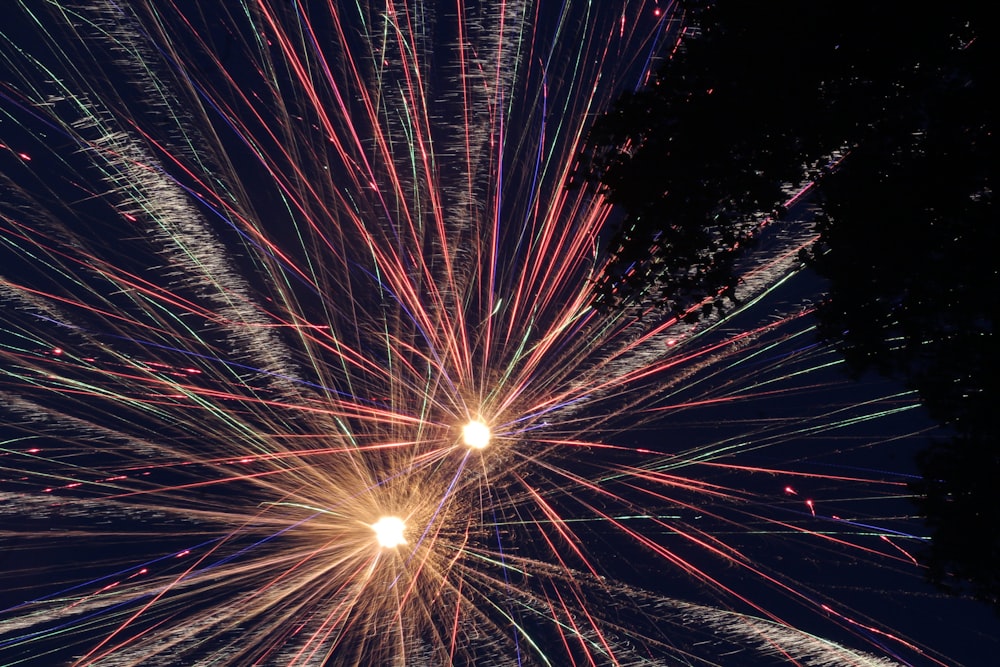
[578,0,998,612]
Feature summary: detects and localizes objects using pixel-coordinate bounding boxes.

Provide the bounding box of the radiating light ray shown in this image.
[0,2,974,666]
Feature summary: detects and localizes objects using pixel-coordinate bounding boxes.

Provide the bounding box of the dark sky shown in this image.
[1,2,997,665]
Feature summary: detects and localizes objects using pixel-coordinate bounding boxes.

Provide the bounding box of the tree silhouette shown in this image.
[575,2,956,316]
[578,1,998,611]
[808,12,997,610]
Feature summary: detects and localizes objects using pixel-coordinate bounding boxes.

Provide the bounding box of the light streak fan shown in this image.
[0,2,962,665]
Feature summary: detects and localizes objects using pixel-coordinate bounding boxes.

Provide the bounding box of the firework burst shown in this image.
[0,2,987,665]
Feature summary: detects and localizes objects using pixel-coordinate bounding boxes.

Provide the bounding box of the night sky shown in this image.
[1,2,996,665]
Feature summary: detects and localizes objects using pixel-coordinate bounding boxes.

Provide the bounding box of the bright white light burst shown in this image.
[371,516,407,549]
[461,419,492,449]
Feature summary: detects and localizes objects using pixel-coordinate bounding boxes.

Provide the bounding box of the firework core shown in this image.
[462,419,491,449]
[371,516,407,548]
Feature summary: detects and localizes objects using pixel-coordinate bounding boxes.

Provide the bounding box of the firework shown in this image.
[0,2,989,665]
